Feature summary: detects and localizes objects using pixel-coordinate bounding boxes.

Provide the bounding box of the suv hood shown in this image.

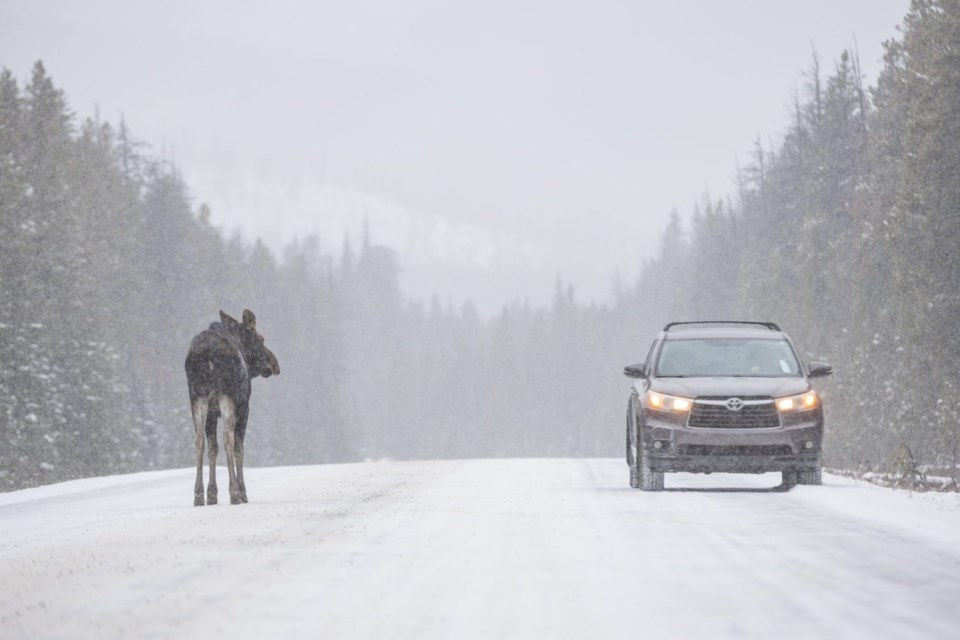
[647,377,810,399]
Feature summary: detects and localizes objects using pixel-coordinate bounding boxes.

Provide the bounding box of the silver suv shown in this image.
[623,321,832,491]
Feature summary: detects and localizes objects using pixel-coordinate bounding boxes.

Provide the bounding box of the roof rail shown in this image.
[663,321,781,332]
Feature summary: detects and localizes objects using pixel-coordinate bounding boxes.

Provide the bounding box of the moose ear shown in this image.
[219,310,239,325]
[242,309,257,331]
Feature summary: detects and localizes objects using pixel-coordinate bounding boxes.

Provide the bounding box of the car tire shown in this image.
[627,401,642,489]
[780,470,798,491]
[639,455,664,492]
[797,453,822,485]
[797,467,822,485]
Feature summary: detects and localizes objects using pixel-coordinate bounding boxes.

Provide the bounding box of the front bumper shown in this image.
[640,411,823,473]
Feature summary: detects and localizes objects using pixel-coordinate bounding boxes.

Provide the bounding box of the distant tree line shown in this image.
[1,0,957,490]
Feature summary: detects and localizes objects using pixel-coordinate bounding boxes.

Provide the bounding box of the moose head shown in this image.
[219,309,281,378]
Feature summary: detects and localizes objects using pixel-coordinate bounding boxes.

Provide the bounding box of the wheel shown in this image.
[797,467,822,485]
[779,470,797,491]
[797,454,822,485]
[639,455,664,492]
[628,430,641,489]
[627,400,641,489]
[630,465,640,489]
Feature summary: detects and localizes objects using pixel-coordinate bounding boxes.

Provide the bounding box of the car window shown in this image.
[656,338,801,377]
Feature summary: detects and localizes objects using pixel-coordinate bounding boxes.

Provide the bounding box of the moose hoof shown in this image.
[207,489,218,505]
[230,493,243,505]
[194,495,205,507]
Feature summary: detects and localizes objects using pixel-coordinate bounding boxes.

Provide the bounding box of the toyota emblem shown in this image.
[726,397,744,411]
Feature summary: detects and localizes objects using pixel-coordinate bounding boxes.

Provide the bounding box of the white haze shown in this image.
[0,0,908,312]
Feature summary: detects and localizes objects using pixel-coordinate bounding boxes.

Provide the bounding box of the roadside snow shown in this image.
[791,472,960,554]
[1,460,958,639]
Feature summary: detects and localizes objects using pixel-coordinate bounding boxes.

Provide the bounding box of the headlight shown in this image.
[775,390,818,412]
[645,390,693,412]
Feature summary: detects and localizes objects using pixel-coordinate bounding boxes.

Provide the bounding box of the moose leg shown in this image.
[191,398,209,506]
[205,409,219,505]
[234,402,249,503]
[219,395,242,504]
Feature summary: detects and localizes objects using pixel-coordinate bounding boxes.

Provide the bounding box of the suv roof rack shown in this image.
[663,321,781,332]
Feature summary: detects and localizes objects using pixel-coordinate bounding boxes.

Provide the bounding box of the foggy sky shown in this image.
[1,0,908,313]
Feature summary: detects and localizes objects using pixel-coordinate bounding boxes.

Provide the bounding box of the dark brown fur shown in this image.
[185,310,279,505]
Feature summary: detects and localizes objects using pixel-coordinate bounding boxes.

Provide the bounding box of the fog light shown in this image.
[653,441,663,449]
[804,441,814,449]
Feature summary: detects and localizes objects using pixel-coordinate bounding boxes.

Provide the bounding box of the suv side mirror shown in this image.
[623,362,647,379]
[808,362,833,378]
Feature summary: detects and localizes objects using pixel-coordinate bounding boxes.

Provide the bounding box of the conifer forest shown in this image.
[1,0,958,490]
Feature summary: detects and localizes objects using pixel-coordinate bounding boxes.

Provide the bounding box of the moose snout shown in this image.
[266,351,280,377]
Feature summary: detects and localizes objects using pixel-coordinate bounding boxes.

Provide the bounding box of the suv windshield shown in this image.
[656,338,801,378]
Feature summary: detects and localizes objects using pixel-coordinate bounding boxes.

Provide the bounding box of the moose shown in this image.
[185,310,280,505]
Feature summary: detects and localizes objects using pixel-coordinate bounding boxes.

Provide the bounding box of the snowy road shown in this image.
[2,459,959,639]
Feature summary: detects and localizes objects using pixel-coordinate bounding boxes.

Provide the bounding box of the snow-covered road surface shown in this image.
[2,459,959,639]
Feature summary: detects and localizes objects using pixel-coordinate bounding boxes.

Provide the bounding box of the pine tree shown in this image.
[885,0,960,465]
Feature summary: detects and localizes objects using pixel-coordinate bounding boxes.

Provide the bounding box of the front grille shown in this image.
[687,399,781,429]
[677,445,793,456]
